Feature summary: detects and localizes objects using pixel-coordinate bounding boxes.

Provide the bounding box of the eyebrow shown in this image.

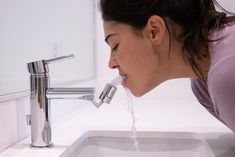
[104,34,118,45]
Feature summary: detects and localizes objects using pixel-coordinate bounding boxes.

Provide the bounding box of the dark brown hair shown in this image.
[100,0,235,80]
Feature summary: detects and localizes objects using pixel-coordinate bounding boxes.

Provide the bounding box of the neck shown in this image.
[162,41,210,81]
[169,50,210,80]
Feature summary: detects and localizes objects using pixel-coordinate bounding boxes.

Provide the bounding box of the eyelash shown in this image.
[111,44,119,52]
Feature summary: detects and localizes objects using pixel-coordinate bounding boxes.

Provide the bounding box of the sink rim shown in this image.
[59,130,215,157]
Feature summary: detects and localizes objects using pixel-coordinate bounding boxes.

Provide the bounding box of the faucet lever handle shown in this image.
[45,54,74,64]
[27,54,75,74]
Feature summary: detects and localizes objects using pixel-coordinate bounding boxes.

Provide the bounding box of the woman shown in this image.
[99,0,235,132]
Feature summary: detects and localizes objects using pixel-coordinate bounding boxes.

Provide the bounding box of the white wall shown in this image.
[0,97,29,151]
[216,0,235,12]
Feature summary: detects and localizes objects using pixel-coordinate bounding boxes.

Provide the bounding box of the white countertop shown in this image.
[0,98,235,157]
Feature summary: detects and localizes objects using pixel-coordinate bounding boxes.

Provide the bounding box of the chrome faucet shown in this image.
[26,54,118,148]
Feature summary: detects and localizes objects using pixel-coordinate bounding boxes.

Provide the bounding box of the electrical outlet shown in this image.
[48,40,63,57]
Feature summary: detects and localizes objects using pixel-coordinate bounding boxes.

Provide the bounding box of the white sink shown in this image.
[60,130,215,157]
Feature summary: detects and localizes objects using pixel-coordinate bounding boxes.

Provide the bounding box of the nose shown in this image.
[108,53,119,69]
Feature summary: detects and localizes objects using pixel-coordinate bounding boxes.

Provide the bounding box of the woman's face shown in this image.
[103,21,168,97]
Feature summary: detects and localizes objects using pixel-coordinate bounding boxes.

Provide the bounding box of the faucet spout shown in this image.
[46,87,95,99]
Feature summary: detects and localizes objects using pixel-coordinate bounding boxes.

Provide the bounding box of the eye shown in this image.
[111,44,119,52]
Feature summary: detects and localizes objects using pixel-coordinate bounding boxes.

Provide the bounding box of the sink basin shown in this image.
[60,130,215,157]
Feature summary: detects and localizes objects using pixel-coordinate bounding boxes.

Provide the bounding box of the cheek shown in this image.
[131,68,158,96]
[122,55,158,96]
[127,52,159,96]
[116,37,159,96]
[118,39,150,65]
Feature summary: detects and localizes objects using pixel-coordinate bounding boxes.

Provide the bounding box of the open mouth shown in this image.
[121,75,128,86]
[119,71,128,86]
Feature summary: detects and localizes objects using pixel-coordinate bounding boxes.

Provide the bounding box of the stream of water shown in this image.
[125,88,140,157]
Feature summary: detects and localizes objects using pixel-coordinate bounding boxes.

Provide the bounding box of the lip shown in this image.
[121,75,127,87]
[119,73,127,76]
[119,73,127,79]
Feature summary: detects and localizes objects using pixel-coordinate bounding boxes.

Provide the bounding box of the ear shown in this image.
[143,15,166,45]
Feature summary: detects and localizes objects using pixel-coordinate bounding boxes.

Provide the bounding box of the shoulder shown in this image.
[209,22,235,59]
[207,52,235,119]
[208,53,235,97]
[207,53,235,132]
[208,22,235,90]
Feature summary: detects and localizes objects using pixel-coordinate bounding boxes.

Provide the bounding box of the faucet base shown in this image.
[30,143,54,148]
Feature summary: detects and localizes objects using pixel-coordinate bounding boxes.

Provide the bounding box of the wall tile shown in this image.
[0,100,18,151]
[16,97,30,141]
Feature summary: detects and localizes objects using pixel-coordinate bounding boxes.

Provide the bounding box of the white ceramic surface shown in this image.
[60,130,215,157]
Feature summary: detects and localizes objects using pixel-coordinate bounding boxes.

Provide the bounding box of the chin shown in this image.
[129,88,147,97]
[133,93,145,97]
[129,85,156,97]
[124,80,151,97]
